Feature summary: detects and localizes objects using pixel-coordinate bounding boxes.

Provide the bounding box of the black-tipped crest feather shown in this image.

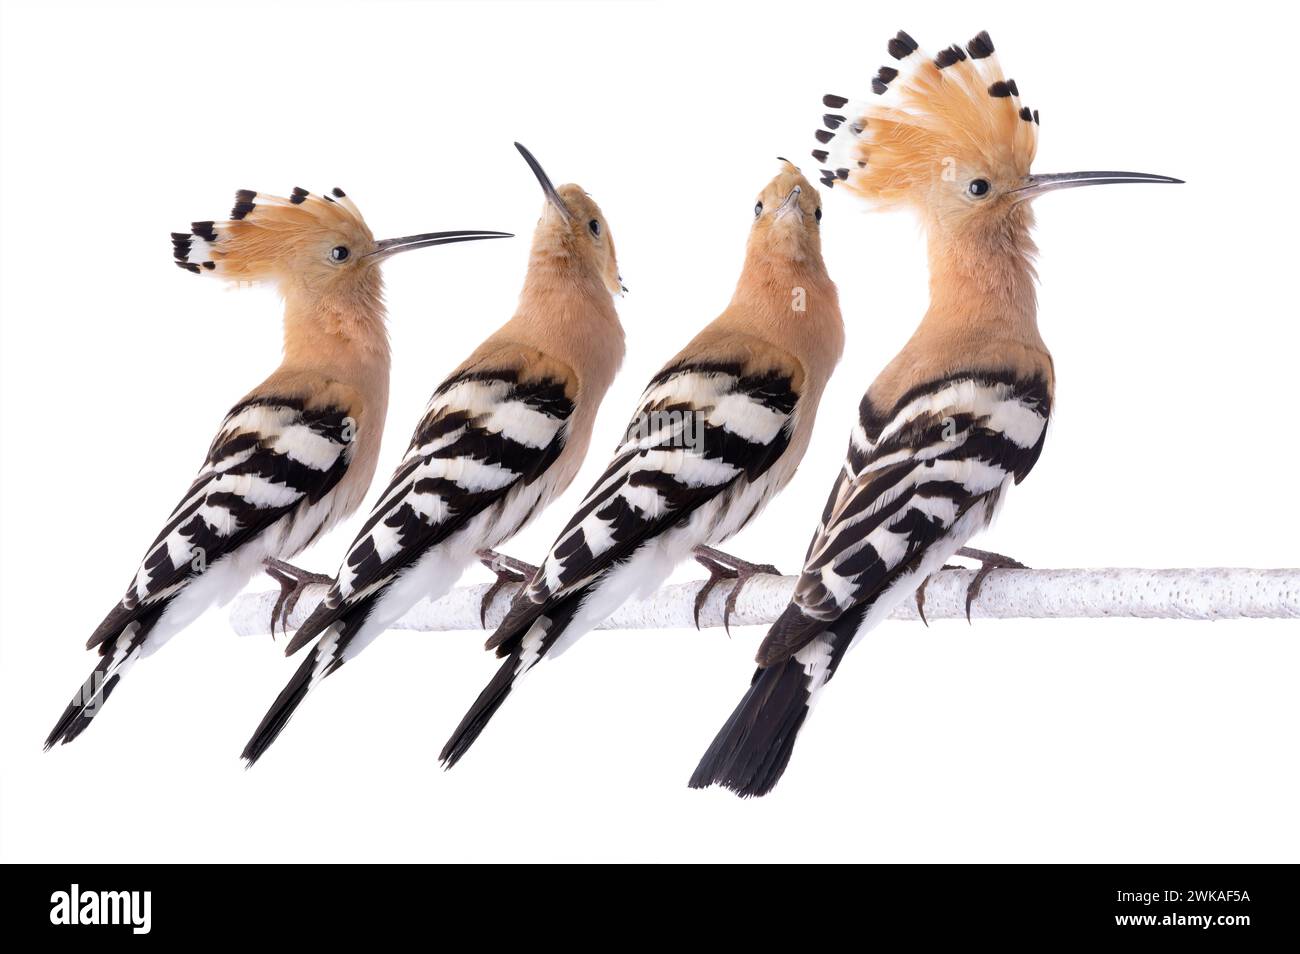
[887,30,918,60]
[966,30,995,59]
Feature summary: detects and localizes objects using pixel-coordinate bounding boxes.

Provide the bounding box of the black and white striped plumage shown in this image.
[690,370,1051,797]
[241,365,576,764]
[45,395,356,748]
[440,355,803,767]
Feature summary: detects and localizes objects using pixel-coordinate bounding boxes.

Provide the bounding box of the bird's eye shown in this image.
[814,207,823,221]
[754,202,763,217]
[588,219,600,237]
[968,179,991,198]
[330,246,350,262]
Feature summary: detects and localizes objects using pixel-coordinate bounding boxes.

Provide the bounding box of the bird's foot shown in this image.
[955,546,1029,623]
[476,549,538,627]
[264,559,333,639]
[914,564,963,628]
[691,545,782,634]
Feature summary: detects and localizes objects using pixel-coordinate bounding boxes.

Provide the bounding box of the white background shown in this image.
[2,0,1297,863]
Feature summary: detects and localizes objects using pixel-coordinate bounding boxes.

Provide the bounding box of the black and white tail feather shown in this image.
[44,617,157,749]
[240,617,359,765]
[690,371,1050,796]
[440,593,585,769]
[689,606,862,797]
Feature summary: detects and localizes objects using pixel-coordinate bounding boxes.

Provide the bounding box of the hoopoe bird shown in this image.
[240,144,627,764]
[439,160,845,769]
[689,30,1182,797]
[44,188,510,749]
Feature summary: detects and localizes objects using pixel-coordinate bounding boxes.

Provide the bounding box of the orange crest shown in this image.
[172,187,374,282]
[813,31,1039,209]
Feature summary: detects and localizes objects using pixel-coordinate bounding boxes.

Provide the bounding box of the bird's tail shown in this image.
[440,592,585,769]
[689,606,862,797]
[242,621,351,765]
[44,635,143,749]
[438,649,527,769]
[241,651,320,765]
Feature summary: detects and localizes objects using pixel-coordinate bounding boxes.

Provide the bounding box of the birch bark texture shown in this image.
[229,568,1300,636]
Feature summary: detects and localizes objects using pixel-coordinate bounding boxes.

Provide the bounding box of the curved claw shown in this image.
[692,546,779,634]
[476,549,536,628]
[692,554,730,630]
[721,563,779,635]
[958,549,1029,623]
[263,559,333,639]
[915,564,965,627]
[264,565,289,640]
[721,588,737,637]
[965,565,998,624]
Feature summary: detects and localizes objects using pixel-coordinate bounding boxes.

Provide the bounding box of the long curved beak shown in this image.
[775,184,803,218]
[515,141,573,222]
[1012,170,1183,202]
[367,230,512,261]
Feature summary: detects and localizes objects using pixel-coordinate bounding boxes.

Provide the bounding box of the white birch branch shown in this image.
[228,567,1300,637]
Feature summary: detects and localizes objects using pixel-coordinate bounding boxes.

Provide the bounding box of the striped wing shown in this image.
[488,358,798,652]
[89,396,353,649]
[296,367,573,636]
[757,371,1050,665]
